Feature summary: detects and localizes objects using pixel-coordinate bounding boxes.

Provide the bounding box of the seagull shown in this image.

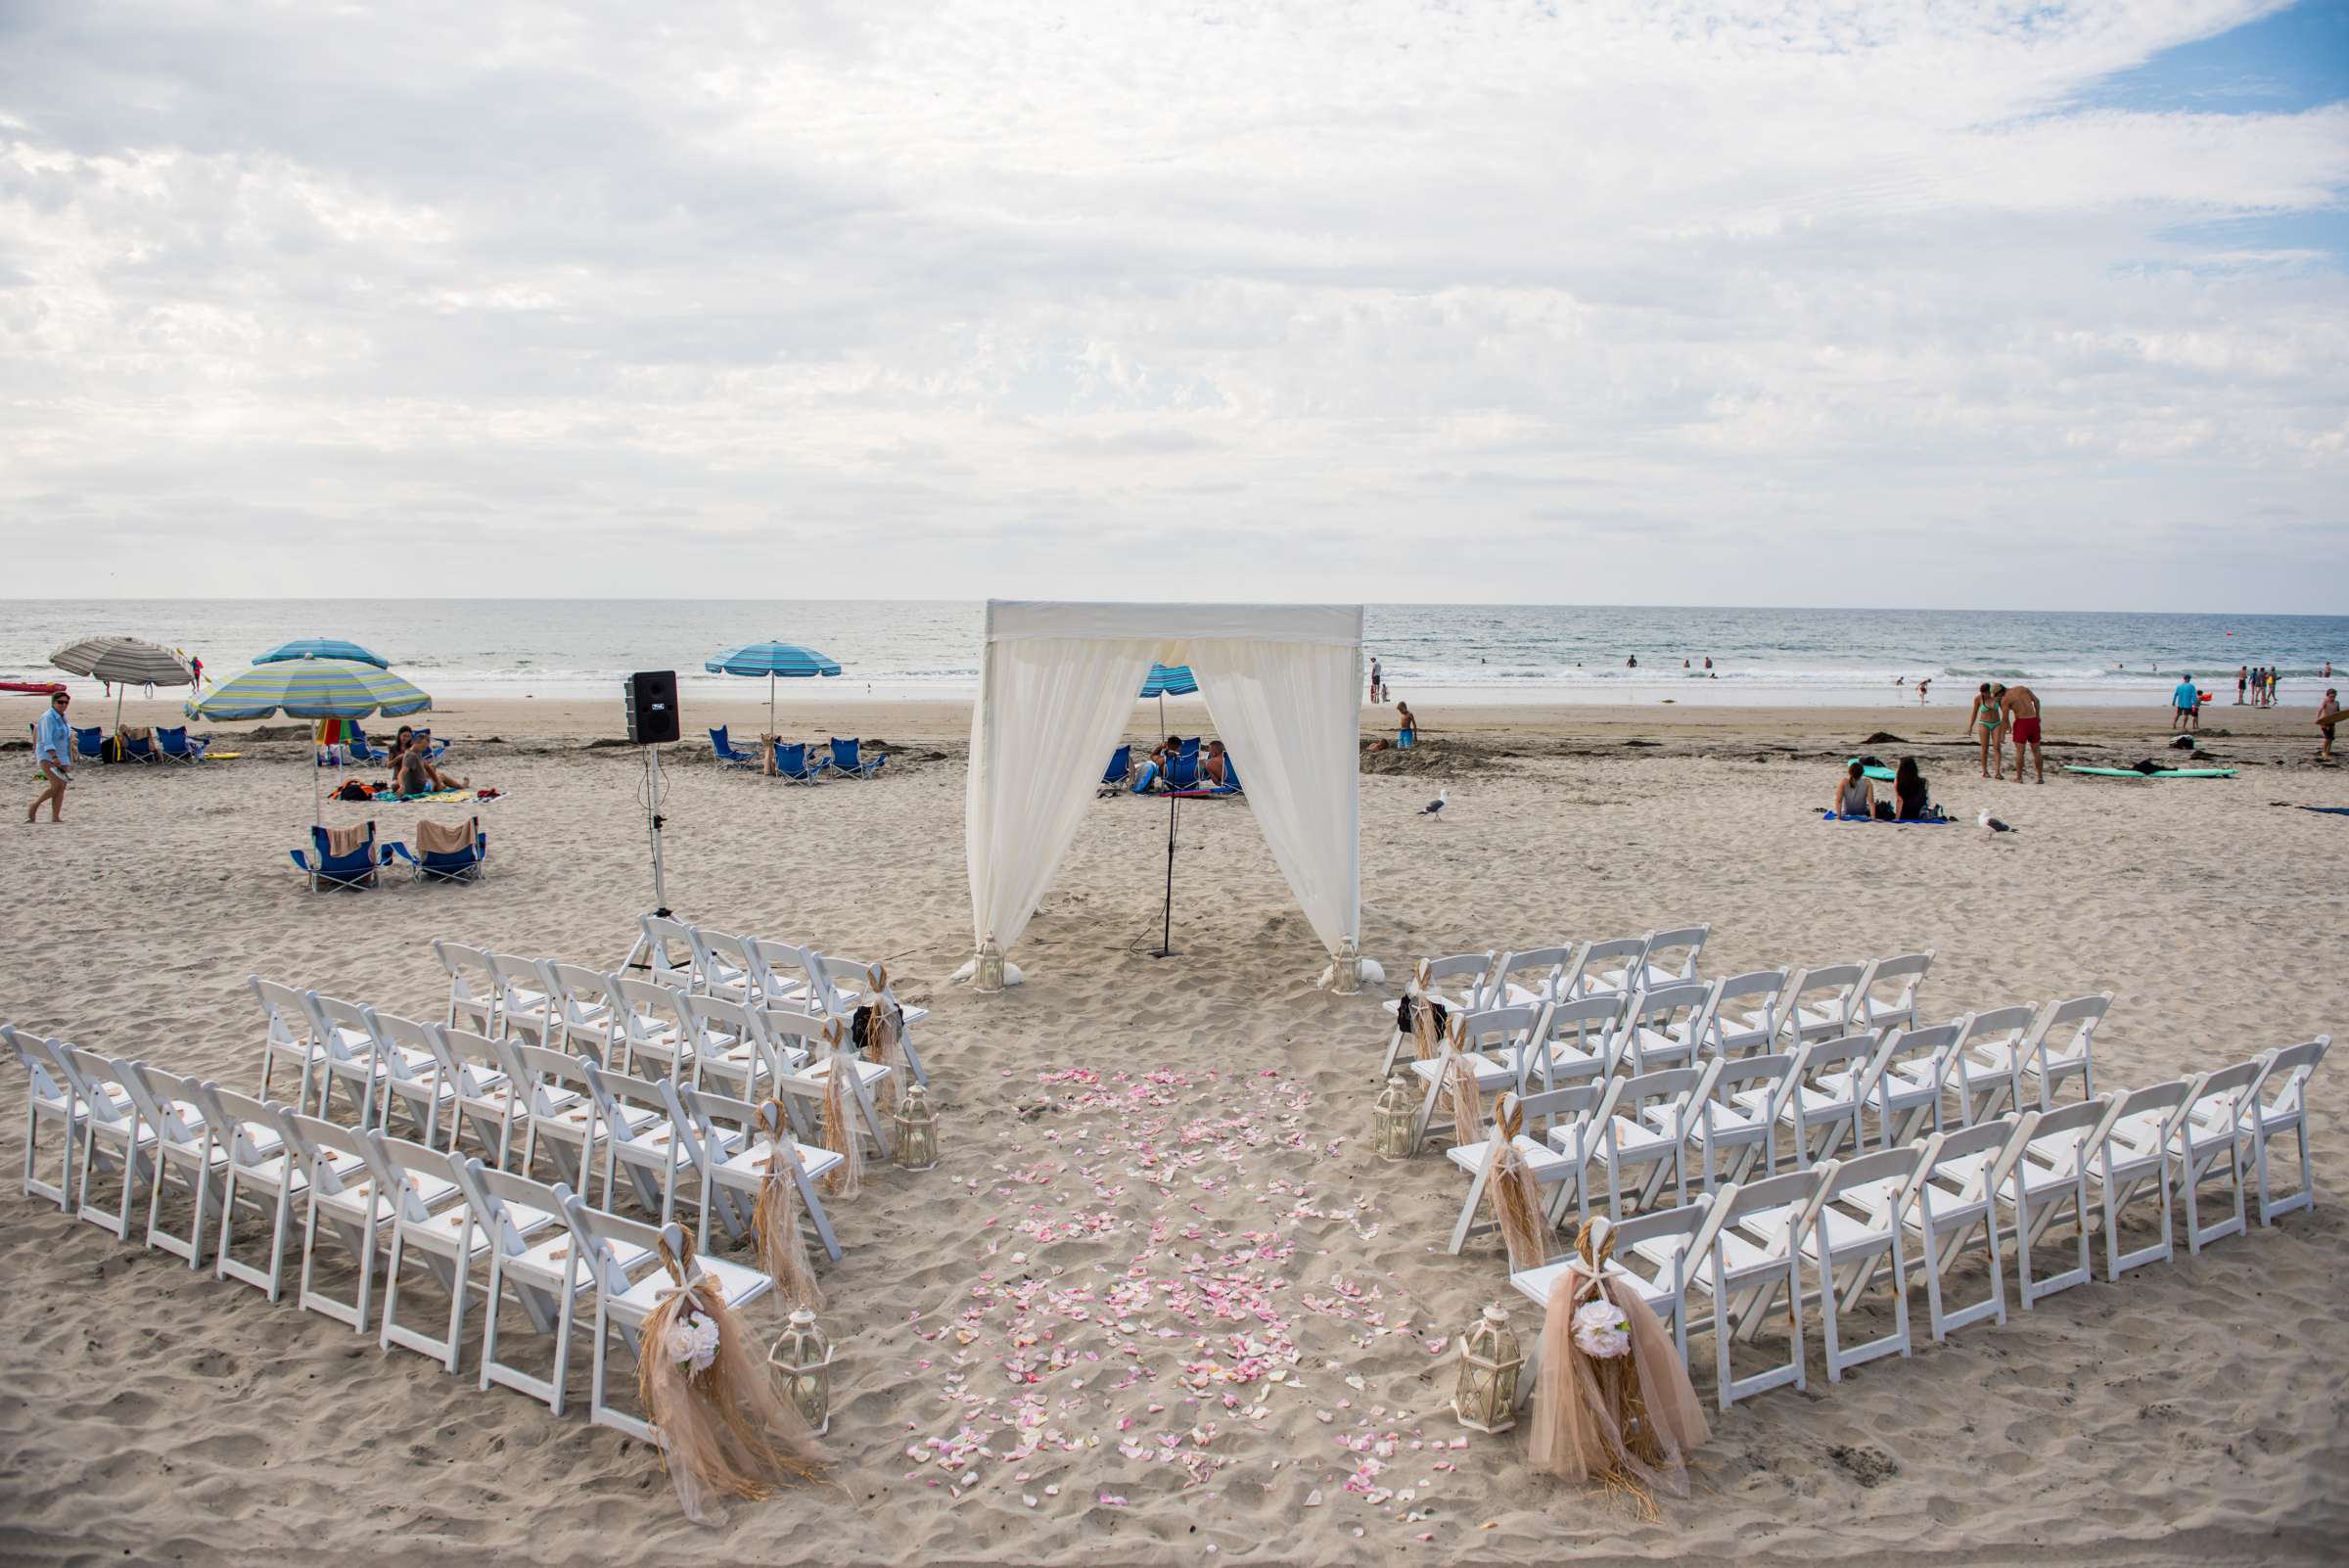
[1977,809,2015,833]
[1420,788,1449,816]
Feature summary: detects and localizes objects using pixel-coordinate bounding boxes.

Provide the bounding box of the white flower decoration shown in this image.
[1571,1298,1632,1360]
[666,1311,721,1373]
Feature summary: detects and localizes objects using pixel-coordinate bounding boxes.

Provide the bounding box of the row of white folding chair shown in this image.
[634,919,932,1086]
[1380,928,1710,1074]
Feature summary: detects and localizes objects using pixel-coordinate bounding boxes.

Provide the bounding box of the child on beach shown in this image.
[1395,702,1417,750]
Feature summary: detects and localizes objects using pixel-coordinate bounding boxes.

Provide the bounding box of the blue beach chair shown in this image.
[156,725,209,763]
[829,736,886,779]
[113,729,158,763]
[1099,744,1132,796]
[773,741,830,785]
[384,817,488,883]
[1166,738,1202,791]
[413,727,447,761]
[72,725,105,761]
[345,724,389,764]
[710,726,762,769]
[292,821,381,891]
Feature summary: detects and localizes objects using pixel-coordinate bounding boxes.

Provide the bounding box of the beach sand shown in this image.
[2,695,2343,1565]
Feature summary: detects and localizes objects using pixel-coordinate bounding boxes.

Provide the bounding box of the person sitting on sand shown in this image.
[1203,738,1230,786]
[1832,760,1875,818]
[1967,682,2005,777]
[389,724,467,794]
[2001,683,2045,784]
[1894,757,1930,821]
[2319,687,2339,761]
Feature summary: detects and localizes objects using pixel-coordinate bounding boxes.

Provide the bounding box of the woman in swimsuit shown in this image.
[1968,682,2004,778]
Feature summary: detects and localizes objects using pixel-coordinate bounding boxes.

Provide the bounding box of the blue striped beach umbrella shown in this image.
[187,657,433,821]
[254,638,392,669]
[705,639,843,735]
[1139,662,1197,727]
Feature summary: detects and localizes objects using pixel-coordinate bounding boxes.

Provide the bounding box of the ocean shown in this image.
[4,601,2342,709]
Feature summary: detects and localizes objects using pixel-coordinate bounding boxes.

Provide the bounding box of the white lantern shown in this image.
[1452,1304,1523,1434]
[893,1082,940,1172]
[768,1308,836,1435]
[1372,1074,1417,1162]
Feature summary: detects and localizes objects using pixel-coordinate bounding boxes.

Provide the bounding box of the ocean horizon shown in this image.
[5,600,2342,710]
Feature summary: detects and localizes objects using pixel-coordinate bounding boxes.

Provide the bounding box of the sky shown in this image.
[1,1,2344,611]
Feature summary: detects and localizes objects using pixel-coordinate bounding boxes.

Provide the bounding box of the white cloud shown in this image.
[0,0,2340,608]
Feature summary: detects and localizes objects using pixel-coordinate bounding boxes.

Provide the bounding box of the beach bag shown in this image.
[1872,800,1894,821]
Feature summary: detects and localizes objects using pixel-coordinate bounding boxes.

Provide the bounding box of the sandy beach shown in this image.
[2,695,2343,1566]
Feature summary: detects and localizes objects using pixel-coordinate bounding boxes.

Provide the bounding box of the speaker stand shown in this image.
[1147,789,1180,959]
[621,744,674,974]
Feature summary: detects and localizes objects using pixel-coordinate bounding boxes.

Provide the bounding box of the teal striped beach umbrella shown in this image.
[705,639,842,736]
[187,657,433,822]
[254,638,392,669]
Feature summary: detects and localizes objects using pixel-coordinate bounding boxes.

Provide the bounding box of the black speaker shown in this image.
[623,669,680,745]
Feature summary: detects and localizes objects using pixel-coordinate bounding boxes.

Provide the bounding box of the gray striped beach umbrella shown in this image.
[50,635,197,732]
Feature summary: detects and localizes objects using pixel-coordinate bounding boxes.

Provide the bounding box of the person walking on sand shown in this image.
[2001,683,2045,783]
[28,689,72,823]
[2317,687,2339,761]
[1967,682,2005,777]
[2172,672,2200,733]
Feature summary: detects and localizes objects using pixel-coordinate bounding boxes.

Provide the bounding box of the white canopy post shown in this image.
[957,600,1366,991]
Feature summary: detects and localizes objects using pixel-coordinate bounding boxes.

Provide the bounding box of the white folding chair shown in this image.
[764,1011,895,1158]
[115,1058,225,1268]
[1598,1063,1722,1217]
[1851,1116,2028,1341]
[502,1040,615,1188]
[375,1129,515,1371]
[1704,970,1789,1058]
[1380,951,1494,1075]
[686,925,756,1005]
[1745,1033,1876,1167]
[1444,1083,1606,1254]
[1788,1145,1930,1382]
[56,1043,150,1240]
[1489,946,1575,1008]
[190,1082,302,1300]
[2238,1038,2327,1225]
[633,915,700,993]
[1569,937,1648,999]
[251,975,330,1116]
[803,952,934,1087]
[2092,1077,2199,1279]
[1680,1165,1836,1407]
[1691,1053,1795,1185]
[1407,1007,1539,1151]
[2167,1059,2266,1253]
[1507,992,1627,1094]
[543,961,620,1061]
[447,1157,581,1412]
[676,992,769,1102]
[300,991,392,1127]
[2017,992,2111,1111]
[1782,963,1867,1045]
[427,1025,528,1166]
[1993,1095,2116,1309]
[487,952,556,1049]
[366,1008,460,1149]
[1948,1003,2040,1124]
[1511,1198,1713,1380]
[667,1085,844,1263]
[291,1112,404,1331]
[1859,1019,1968,1150]
[565,1200,773,1442]
[431,940,501,1037]
[610,974,699,1082]
[1595,925,1709,992]
[1852,951,1933,1034]
[583,1060,692,1220]
[4,1024,80,1209]
[1618,981,1720,1074]
[745,937,826,1021]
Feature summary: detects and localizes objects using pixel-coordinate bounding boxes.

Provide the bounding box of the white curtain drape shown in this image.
[960,601,1364,988]
[959,630,1160,971]
[1188,637,1359,957]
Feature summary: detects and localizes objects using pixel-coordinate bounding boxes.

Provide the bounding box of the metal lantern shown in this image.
[1372,1074,1417,1162]
[1331,937,1364,995]
[768,1308,836,1435]
[893,1082,940,1172]
[975,938,1006,993]
[1452,1303,1523,1435]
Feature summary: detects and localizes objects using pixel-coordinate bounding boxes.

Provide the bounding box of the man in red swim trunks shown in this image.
[2001,683,2044,783]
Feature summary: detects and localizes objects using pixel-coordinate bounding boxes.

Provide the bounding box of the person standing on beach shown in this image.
[2172,673,2200,732]
[2317,688,2338,761]
[1917,676,1931,704]
[2270,667,2280,708]
[1395,701,1417,750]
[28,689,71,823]
[2237,666,2248,705]
[1967,682,2004,777]
[2001,683,2045,783]
[1368,657,1383,706]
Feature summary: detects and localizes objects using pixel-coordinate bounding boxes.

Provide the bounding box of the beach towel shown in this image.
[2064,765,2237,780]
[322,822,371,857]
[2300,807,2349,817]
[1819,810,1950,825]
[416,816,479,856]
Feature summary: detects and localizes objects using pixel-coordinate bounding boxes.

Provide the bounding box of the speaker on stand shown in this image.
[621,670,680,974]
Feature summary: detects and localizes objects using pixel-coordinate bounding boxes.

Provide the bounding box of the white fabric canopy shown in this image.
[960,601,1364,988]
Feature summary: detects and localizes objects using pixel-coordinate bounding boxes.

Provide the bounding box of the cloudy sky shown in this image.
[2,1,2344,610]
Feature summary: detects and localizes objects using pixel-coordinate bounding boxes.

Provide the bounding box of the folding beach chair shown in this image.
[345,723,389,764]
[155,725,210,762]
[291,821,381,891]
[1098,744,1132,796]
[71,725,105,761]
[771,741,829,784]
[709,726,762,770]
[112,727,157,763]
[828,736,886,778]
[386,816,488,883]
